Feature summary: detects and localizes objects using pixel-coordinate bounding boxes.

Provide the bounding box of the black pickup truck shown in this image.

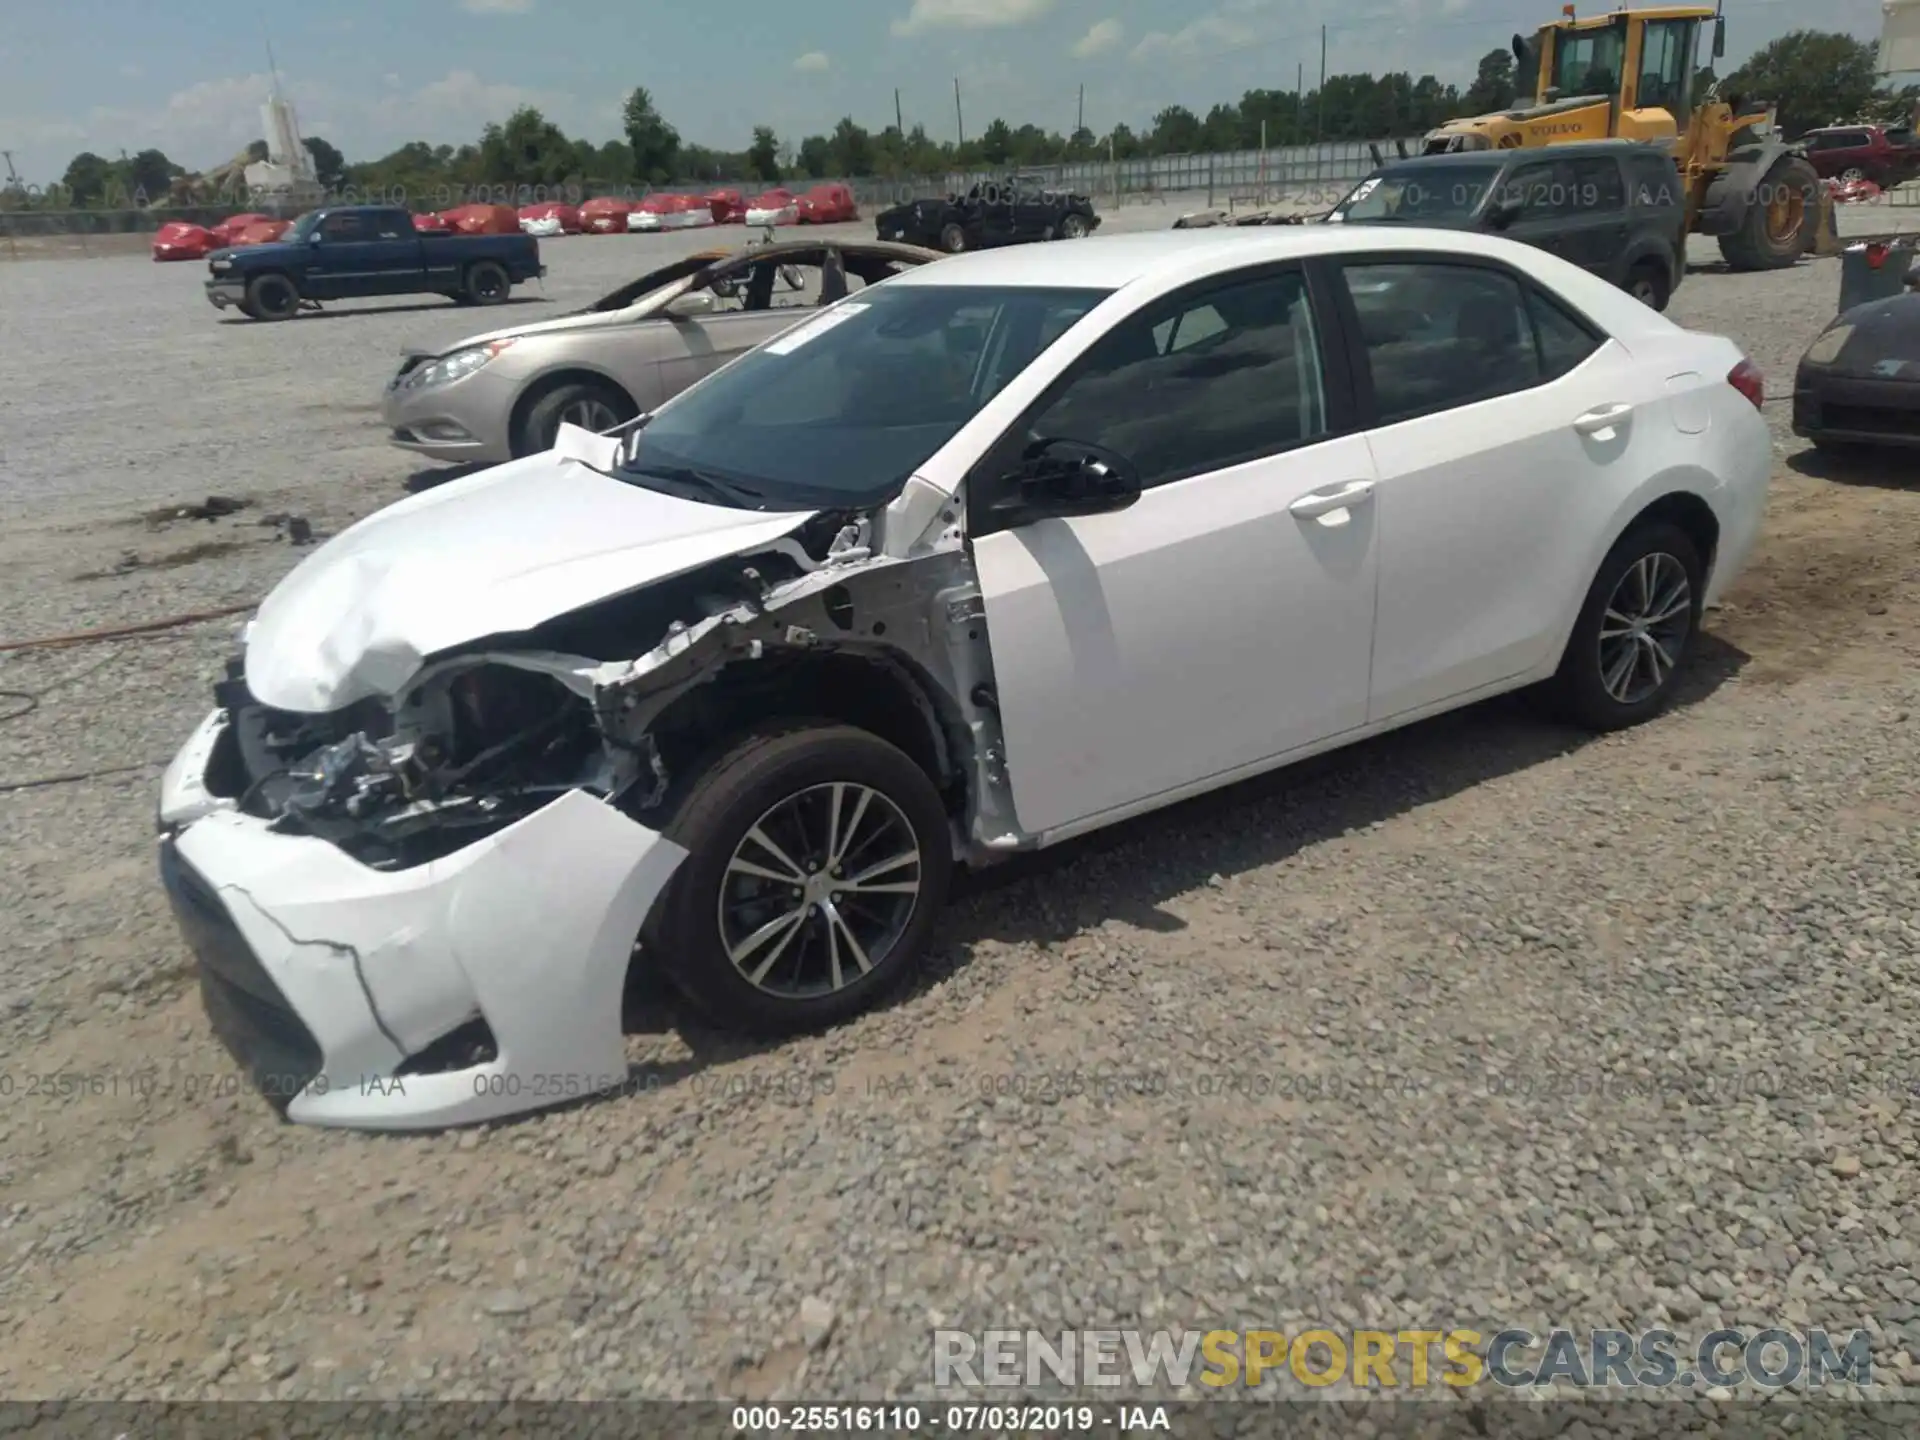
[204,205,545,321]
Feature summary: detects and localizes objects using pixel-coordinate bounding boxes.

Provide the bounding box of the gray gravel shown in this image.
[0,197,1917,1419]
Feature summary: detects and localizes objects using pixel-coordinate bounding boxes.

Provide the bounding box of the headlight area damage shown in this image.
[158,506,1018,1130]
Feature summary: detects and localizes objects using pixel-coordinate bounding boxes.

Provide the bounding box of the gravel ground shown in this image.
[0,203,1917,1423]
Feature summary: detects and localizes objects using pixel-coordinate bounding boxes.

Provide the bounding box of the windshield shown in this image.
[618,283,1111,510]
[1334,166,1496,222]
[285,211,321,241]
[1552,19,1626,97]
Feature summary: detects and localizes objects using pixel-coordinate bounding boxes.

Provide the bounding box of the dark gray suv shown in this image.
[1330,141,1688,311]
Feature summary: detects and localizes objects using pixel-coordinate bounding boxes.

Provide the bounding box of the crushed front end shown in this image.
[157,645,690,1129]
[156,506,1016,1130]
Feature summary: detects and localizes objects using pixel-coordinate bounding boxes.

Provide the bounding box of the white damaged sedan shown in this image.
[158,226,1772,1129]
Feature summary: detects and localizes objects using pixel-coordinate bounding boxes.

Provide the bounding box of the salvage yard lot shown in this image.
[0,212,1917,1405]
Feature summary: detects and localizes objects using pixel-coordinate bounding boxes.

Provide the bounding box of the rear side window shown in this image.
[1526,288,1604,380]
[1627,155,1681,207]
[1567,157,1625,212]
[1340,261,1603,424]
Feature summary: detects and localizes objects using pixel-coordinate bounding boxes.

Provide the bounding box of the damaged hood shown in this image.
[244,451,817,713]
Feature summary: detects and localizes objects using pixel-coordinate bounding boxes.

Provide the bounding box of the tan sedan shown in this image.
[382,238,944,466]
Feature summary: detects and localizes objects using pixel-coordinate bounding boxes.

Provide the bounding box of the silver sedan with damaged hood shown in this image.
[158,225,1771,1129]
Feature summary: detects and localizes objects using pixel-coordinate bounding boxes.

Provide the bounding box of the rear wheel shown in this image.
[1717,155,1819,271]
[1625,259,1670,311]
[244,273,299,321]
[511,378,637,455]
[1544,522,1704,731]
[939,221,968,253]
[464,260,511,305]
[1839,166,1867,183]
[640,722,952,1035]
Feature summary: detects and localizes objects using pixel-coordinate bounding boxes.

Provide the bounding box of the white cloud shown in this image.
[892,0,1052,37]
[1070,18,1124,57]
[1130,10,1263,62]
[793,50,831,71]
[459,0,533,11]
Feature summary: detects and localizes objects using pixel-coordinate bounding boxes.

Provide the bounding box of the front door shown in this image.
[304,210,421,299]
[970,263,1381,837]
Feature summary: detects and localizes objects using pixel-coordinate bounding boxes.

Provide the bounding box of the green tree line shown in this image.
[15,29,1913,210]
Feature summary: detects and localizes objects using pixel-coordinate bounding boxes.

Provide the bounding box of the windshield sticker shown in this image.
[1348,178,1381,204]
[763,302,870,355]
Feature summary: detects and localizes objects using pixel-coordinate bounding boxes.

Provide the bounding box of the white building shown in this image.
[1884,0,1920,74]
[243,93,323,203]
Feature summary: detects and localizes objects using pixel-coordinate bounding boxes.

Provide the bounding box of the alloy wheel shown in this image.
[717,782,923,999]
[1598,552,1691,705]
[559,397,622,432]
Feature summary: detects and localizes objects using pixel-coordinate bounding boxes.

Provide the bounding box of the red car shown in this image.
[1802,124,1920,189]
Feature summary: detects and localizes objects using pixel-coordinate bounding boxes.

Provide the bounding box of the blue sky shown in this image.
[0,0,1890,185]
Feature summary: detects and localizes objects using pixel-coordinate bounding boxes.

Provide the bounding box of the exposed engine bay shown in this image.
[200,506,1019,871]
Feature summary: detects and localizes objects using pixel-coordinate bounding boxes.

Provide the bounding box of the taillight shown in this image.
[1727,358,1764,410]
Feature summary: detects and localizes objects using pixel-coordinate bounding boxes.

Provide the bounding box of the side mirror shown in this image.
[664,290,718,319]
[308,232,325,244]
[1512,33,1529,67]
[991,439,1141,522]
[1486,200,1521,229]
[1712,16,1726,58]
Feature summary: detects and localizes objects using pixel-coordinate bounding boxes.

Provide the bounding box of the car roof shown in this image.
[884,224,1679,341]
[885,225,1548,289]
[1372,141,1657,173]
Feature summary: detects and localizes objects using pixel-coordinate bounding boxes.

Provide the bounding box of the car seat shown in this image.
[818,251,849,306]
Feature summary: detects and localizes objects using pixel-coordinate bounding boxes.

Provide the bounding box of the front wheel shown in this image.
[1716,154,1819,271]
[641,722,952,1035]
[1057,212,1090,239]
[512,378,637,456]
[939,221,968,253]
[244,273,299,321]
[1544,522,1704,731]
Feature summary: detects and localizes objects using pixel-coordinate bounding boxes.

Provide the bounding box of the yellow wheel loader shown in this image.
[1421,3,1821,271]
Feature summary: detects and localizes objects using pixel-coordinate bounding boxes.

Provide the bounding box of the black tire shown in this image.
[1716,154,1819,272]
[244,273,299,321]
[511,377,638,456]
[640,721,952,1035]
[1058,212,1090,239]
[1625,258,1670,311]
[465,260,511,305]
[939,221,968,253]
[1544,521,1704,732]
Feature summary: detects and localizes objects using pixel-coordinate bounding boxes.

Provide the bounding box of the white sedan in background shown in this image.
[157,225,1771,1129]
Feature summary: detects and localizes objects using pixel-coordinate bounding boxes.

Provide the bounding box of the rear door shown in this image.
[1559,155,1631,282]
[1495,158,1582,268]
[1330,253,1645,720]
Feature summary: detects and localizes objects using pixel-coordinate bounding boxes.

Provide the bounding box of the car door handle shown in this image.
[1573,403,1634,434]
[1289,480,1375,519]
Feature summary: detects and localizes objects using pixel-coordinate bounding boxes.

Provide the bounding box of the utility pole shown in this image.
[1,151,18,185]
[895,88,904,135]
[1296,62,1303,134]
[1077,83,1085,135]
[1317,25,1327,143]
[954,77,964,147]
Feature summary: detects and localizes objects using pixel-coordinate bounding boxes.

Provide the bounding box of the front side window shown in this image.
[320,212,371,241]
[1334,166,1497,222]
[1018,269,1330,491]
[1341,261,1600,424]
[1636,19,1696,116]
[620,283,1109,510]
[1498,159,1575,219]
